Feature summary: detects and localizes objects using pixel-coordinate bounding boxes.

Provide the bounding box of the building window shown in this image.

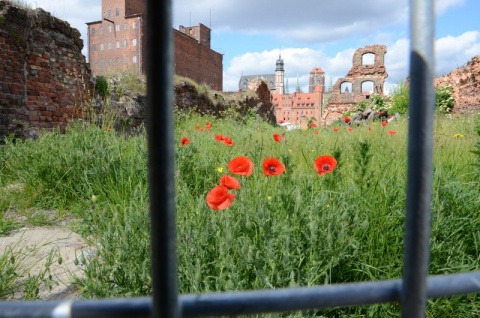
[116,41,120,49]
[99,26,104,35]
[91,28,96,36]
[92,44,96,51]
[100,43,104,51]
[115,24,120,32]
[123,39,128,48]
[116,57,120,64]
[107,42,112,50]
[108,25,112,33]
[132,39,137,47]
[115,8,120,16]
[133,56,137,64]
[132,22,137,29]
[124,23,128,31]
[107,9,111,18]
[124,57,128,64]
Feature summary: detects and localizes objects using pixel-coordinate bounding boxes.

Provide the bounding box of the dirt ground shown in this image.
[0,225,92,300]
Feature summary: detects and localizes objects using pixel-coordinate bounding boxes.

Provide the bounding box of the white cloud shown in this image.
[435,31,480,76]
[174,0,409,44]
[223,47,356,92]
[435,0,466,15]
[223,30,480,92]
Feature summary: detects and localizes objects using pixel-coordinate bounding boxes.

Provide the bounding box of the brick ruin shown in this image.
[0,1,94,140]
[324,44,388,123]
[434,55,480,114]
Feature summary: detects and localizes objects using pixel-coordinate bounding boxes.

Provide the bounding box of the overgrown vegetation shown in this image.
[387,81,410,115]
[0,107,479,316]
[94,75,109,100]
[436,83,456,114]
[353,81,455,117]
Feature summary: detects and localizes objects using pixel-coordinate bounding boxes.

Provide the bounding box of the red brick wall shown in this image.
[0,1,93,139]
[125,0,145,16]
[174,30,223,91]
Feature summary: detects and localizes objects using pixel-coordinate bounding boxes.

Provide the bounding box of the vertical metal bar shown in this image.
[145,0,179,317]
[401,0,435,317]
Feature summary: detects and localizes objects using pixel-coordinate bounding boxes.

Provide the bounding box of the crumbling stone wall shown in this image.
[325,44,388,123]
[434,55,480,114]
[0,1,93,139]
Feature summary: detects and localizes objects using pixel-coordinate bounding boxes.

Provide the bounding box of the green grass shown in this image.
[0,114,479,316]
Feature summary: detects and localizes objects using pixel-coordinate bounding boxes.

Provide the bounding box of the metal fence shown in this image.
[1,0,479,317]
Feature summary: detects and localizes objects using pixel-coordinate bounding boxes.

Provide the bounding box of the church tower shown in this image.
[309,67,325,93]
[275,54,285,95]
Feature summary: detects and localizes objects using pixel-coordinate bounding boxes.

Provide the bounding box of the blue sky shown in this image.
[22,0,480,92]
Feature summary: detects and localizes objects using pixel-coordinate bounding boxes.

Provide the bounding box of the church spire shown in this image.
[275,52,285,94]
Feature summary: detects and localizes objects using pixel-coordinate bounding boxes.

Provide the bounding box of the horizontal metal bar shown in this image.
[181,271,480,317]
[0,272,478,318]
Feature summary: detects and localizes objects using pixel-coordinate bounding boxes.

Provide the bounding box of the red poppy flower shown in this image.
[348,127,353,132]
[344,116,351,123]
[206,122,212,129]
[368,127,372,131]
[222,137,234,146]
[215,134,224,141]
[206,185,235,210]
[273,133,282,142]
[388,130,396,135]
[180,137,190,146]
[381,121,387,127]
[278,119,285,124]
[314,130,319,135]
[219,175,241,189]
[313,155,337,176]
[333,127,339,132]
[262,157,286,176]
[309,122,317,128]
[228,156,254,177]
[195,125,200,130]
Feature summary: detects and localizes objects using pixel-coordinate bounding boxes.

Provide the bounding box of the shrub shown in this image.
[436,83,455,114]
[94,76,109,100]
[388,82,409,115]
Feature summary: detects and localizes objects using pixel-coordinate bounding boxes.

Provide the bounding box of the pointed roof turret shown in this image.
[275,54,284,71]
[310,67,325,73]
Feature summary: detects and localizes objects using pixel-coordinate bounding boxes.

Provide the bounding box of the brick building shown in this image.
[86,0,223,91]
[86,0,145,75]
[174,24,223,91]
[270,56,326,126]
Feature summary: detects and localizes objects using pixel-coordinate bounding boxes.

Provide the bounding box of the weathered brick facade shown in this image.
[0,1,94,140]
[87,0,223,91]
[174,25,223,91]
[87,0,146,75]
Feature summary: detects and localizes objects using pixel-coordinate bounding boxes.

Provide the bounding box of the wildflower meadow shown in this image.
[0,111,479,317]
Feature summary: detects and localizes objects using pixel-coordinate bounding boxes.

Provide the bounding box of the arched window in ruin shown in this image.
[340,82,352,94]
[362,53,375,65]
[361,80,374,93]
